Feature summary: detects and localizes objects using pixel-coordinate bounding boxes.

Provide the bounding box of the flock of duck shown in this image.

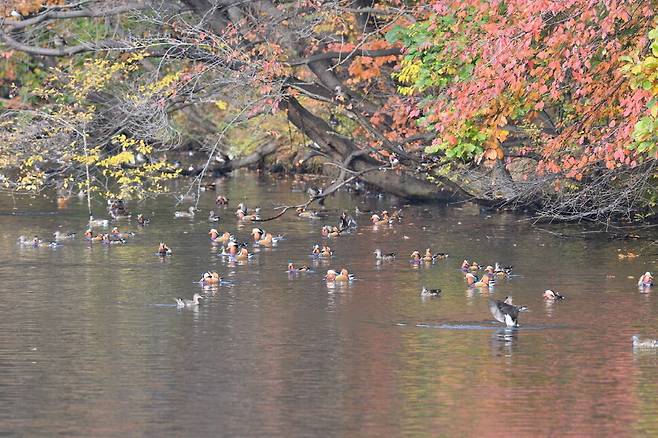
[14,195,658,347]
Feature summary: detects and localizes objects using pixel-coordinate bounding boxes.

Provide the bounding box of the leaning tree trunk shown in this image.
[283,97,469,202]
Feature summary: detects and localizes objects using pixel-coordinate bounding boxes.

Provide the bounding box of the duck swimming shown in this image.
[489,297,528,327]
[632,335,658,348]
[215,195,229,205]
[420,287,441,297]
[473,273,494,288]
[237,209,259,221]
[209,229,232,243]
[321,225,341,238]
[174,206,196,218]
[257,232,275,247]
[208,211,221,222]
[319,245,333,258]
[638,272,653,287]
[251,228,265,241]
[175,293,203,307]
[464,272,478,286]
[110,227,134,239]
[370,214,389,226]
[287,262,311,273]
[543,289,565,300]
[325,269,354,282]
[494,262,512,276]
[296,207,320,219]
[52,231,76,240]
[89,216,109,227]
[410,251,422,263]
[157,242,172,256]
[136,214,150,226]
[374,249,396,261]
[339,212,357,230]
[102,233,126,245]
[235,247,252,261]
[224,241,239,256]
[199,271,222,285]
[83,229,103,242]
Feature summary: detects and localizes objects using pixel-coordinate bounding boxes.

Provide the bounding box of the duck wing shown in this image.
[489,299,521,322]
[488,299,507,323]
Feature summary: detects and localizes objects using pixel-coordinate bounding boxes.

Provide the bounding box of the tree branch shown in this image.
[0,31,128,56]
[3,1,149,31]
[288,47,401,66]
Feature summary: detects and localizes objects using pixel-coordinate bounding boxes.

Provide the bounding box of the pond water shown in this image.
[1,173,658,437]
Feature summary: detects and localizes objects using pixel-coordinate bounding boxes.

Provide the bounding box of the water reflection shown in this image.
[2,173,658,436]
[491,327,519,358]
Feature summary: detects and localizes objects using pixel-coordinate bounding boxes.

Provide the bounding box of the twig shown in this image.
[254,161,391,222]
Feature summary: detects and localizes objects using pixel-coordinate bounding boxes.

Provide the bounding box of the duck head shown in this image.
[251,228,264,240]
[325,269,337,281]
[209,229,219,239]
[410,250,421,261]
[370,214,381,224]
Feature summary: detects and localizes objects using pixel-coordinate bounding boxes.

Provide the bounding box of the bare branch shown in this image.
[288,47,400,66]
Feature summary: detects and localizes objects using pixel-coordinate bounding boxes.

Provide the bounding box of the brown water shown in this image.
[1,173,658,437]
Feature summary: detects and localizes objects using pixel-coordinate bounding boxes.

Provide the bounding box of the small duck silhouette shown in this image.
[325,269,354,282]
[89,216,109,227]
[209,229,232,243]
[543,289,565,300]
[319,245,333,258]
[174,206,196,218]
[287,262,311,273]
[257,233,275,247]
[215,195,229,205]
[489,297,528,327]
[339,212,357,229]
[632,335,658,348]
[638,272,653,287]
[176,293,203,307]
[370,214,389,226]
[296,207,320,219]
[473,273,494,288]
[494,262,512,276]
[136,214,150,226]
[410,250,422,263]
[157,242,172,256]
[374,249,396,261]
[208,210,221,222]
[465,272,479,286]
[199,271,222,285]
[420,287,441,297]
[235,247,252,261]
[53,231,76,240]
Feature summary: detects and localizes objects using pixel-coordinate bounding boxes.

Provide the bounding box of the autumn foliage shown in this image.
[0,1,657,221]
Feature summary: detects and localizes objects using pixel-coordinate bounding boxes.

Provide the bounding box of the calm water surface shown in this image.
[1,173,658,437]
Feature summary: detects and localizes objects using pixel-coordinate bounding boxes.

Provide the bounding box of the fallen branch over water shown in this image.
[254,162,392,222]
